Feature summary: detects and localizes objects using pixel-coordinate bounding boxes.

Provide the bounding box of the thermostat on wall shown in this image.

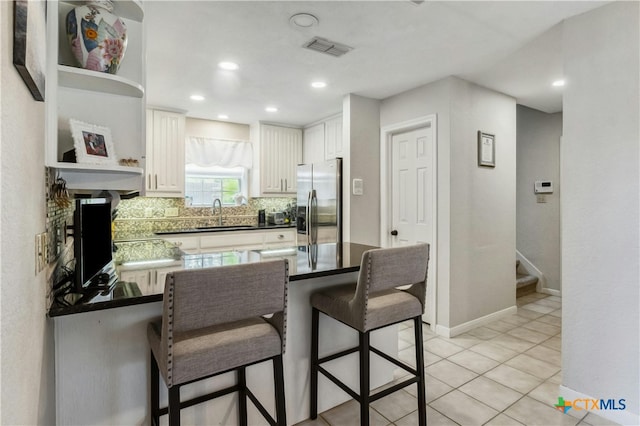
[534,180,553,194]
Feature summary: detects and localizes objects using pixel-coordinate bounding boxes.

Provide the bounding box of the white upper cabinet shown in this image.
[145,110,186,197]
[257,124,302,195]
[45,0,145,191]
[303,123,325,164]
[324,115,344,160]
[302,114,343,165]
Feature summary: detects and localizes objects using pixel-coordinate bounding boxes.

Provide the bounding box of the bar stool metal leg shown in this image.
[414,317,427,426]
[310,307,320,419]
[359,331,370,426]
[273,354,287,426]
[168,385,181,426]
[238,367,248,426]
[150,350,160,426]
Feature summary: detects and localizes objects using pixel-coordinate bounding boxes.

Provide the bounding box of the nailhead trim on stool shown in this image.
[309,244,430,426]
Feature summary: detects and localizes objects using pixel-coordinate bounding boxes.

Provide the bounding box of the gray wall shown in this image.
[516,106,562,291]
[343,94,381,247]
[562,2,639,423]
[0,1,55,423]
[380,76,516,330]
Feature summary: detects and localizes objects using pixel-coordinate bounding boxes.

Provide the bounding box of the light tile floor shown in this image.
[296,293,620,426]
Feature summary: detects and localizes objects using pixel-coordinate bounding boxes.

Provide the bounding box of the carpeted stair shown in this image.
[516,259,538,297]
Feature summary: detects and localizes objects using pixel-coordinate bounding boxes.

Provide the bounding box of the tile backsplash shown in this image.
[113,197,295,240]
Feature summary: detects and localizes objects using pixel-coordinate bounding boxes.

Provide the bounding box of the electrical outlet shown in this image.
[164,207,179,217]
[144,208,153,218]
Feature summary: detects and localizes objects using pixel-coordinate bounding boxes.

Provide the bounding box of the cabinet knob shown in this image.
[278,234,284,239]
[390,230,398,236]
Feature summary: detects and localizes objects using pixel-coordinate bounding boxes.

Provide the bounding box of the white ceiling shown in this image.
[144,1,607,127]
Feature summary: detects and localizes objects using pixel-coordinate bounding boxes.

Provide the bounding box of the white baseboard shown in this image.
[559,385,639,425]
[435,305,518,338]
[541,288,561,297]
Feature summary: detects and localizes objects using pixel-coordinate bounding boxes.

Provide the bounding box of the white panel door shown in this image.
[391,126,435,324]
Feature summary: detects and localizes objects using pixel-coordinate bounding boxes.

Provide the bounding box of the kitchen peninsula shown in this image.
[49,241,398,425]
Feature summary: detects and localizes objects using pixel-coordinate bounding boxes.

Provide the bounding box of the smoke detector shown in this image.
[290,13,319,29]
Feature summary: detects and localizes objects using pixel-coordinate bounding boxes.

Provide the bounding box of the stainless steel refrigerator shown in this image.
[296,158,342,245]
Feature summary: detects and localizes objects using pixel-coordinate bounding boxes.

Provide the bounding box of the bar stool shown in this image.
[310,244,430,426]
[147,259,289,426]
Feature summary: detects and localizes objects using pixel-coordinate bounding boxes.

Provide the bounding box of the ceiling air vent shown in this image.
[303,37,353,58]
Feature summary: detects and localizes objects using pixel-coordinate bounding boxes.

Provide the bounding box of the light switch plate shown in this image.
[536,194,547,203]
[144,208,153,218]
[352,178,364,196]
[35,233,47,274]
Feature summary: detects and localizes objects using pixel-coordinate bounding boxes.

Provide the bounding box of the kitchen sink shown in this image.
[195,225,256,231]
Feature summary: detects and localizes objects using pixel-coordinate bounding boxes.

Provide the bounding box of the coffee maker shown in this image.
[258,209,266,226]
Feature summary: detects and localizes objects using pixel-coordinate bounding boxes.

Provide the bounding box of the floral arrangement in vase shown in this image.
[66,0,127,74]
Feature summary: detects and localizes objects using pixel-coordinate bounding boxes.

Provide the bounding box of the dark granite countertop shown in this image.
[154,223,297,235]
[48,242,376,317]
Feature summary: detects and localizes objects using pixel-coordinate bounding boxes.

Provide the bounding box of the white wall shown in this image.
[561,2,639,423]
[343,94,381,246]
[516,106,562,291]
[0,1,55,423]
[380,77,516,330]
[185,117,250,141]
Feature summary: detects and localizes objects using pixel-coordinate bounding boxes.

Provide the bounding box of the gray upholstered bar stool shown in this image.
[310,244,430,426]
[147,259,289,426]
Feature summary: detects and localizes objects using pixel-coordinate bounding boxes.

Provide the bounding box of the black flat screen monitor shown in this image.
[73,198,113,292]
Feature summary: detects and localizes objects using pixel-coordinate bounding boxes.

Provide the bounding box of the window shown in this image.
[185,164,247,206]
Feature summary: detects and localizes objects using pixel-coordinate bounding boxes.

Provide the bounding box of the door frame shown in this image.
[380,114,438,327]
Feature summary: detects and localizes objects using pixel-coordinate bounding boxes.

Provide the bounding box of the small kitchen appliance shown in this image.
[267,211,285,225]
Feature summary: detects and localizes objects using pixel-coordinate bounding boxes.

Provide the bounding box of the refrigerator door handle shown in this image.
[311,190,318,245]
[306,191,312,244]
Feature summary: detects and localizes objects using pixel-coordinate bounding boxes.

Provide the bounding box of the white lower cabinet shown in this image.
[263,229,297,248]
[119,264,183,295]
[162,235,200,254]
[119,229,297,292]
[200,228,297,251]
[119,269,152,294]
[155,265,184,289]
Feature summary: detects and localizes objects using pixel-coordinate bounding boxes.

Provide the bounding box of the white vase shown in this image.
[66,0,127,74]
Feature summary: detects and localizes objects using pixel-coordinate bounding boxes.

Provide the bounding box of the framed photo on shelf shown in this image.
[477,131,495,168]
[13,0,47,101]
[69,119,118,166]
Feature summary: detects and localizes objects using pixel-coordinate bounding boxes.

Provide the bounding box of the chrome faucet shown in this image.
[212,198,223,226]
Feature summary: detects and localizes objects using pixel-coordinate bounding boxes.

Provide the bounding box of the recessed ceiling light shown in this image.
[265,106,278,113]
[190,95,205,101]
[217,114,229,120]
[311,81,327,89]
[218,61,239,71]
[290,13,319,29]
[552,79,565,87]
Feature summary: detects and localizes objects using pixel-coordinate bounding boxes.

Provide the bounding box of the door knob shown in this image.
[390,230,398,236]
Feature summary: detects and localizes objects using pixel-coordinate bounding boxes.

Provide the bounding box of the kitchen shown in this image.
[1,1,638,426]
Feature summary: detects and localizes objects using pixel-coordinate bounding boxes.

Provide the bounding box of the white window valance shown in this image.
[185,137,253,168]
